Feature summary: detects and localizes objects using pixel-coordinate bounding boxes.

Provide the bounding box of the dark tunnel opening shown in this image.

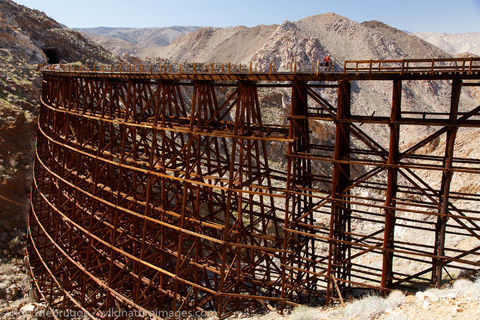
[43,47,60,64]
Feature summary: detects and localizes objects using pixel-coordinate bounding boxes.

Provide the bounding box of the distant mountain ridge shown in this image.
[75,26,200,46]
[78,20,479,63]
[76,26,201,56]
[414,32,480,56]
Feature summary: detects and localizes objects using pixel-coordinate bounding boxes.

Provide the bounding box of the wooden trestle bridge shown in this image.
[28,58,480,319]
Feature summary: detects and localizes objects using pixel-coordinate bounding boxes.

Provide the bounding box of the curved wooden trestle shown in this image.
[29,58,480,318]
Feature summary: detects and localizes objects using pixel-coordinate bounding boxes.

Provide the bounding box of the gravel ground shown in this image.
[1,257,476,320]
[214,278,480,320]
[0,229,39,320]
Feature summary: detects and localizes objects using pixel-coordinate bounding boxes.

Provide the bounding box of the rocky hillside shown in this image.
[151,24,279,63]
[77,26,200,57]
[78,32,142,57]
[0,0,117,64]
[0,0,118,238]
[0,1,119,315]
[414,32,480,56]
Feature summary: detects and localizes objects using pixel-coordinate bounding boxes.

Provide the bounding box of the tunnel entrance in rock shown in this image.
[43,47,60,64]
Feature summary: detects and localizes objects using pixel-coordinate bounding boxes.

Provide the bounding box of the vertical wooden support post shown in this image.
[218,81,254,318]
[432,78,461,286]
[104,80,130,309]
[134,82,159,302]
[326,80,351,305]
[282,81,311,306]
[381,79,402,290]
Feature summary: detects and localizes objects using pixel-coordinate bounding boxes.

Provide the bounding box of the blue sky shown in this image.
[14,0,480,33]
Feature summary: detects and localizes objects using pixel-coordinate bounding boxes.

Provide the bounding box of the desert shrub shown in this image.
[290,306,319,320]
[343,290,404,319]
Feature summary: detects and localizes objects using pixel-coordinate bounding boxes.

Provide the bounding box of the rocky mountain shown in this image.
[76,26,200,57]
[414,32,480,56]
[152,14,449,67]
[76,26,200,47]
[149,24,279,62]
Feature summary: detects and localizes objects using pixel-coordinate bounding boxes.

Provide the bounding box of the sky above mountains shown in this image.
[13,0,480,33]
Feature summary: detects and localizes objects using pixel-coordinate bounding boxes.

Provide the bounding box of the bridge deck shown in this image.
[42,57,480,81]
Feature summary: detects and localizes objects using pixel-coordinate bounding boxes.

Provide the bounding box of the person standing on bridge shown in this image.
[323,54,331,69]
